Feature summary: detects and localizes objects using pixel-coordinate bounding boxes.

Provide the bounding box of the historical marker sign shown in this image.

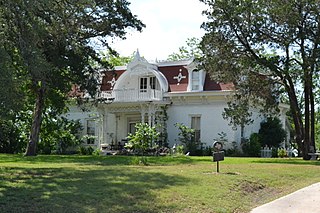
[212,141,224,173]
[213,151,225,162]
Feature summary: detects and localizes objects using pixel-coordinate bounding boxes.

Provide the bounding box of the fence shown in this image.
[260,147,297,158]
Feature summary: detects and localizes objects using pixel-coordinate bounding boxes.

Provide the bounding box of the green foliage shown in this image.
[78,146,94,155]
[278,149,287,158]
[0,119,25,153]
[0,0,145,155]
[176,145,185,155]
[200,0,320,159]
[242,133,261,157]
[101,51,134,67]
[39,116,83,154]
[225,142,242,157]
[92,148,102,156]
[215,132,228,144]
[203,146,213,156]
[167,37,202,61]
[175,123,200,155]
[155,105,169,147]
[272,147,279,158]
[78,146,88,155]
[126,123,160,155]
[259,117,287,148]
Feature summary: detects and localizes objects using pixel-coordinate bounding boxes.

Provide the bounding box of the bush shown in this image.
[92,148,101,156]
[86,146,94,155]
[78,146,95,155]
[175,123,200,155]
[242,133,261,157]
[278,148,287,158]
[126,123,160,155]
[259,117,286,147]
[0,119,25,154]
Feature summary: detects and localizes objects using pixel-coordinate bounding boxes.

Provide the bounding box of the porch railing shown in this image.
[99,89,163,102]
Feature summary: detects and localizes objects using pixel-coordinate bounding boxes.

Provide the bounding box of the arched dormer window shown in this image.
[192,69,200,91]
[186,61,206,92]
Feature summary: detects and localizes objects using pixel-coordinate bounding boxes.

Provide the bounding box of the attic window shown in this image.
[140,77,147,93]
[192,69,199,91]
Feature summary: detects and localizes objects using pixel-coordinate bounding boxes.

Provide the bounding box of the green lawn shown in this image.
[0,154,319,213]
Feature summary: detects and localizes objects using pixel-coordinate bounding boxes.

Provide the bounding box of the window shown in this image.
[150,77,156,90]
[140,77,148,92]
[192,70,199,91]
[191,116,201,143]
[86,120,95,144]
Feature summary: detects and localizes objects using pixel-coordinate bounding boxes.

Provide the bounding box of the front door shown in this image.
[129,122,137,135]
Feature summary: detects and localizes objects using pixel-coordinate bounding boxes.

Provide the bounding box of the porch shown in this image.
[97,101,169,148]
[99,89,163,102]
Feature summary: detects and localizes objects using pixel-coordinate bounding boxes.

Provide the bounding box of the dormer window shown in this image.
[192,69,200,91]
[187,61,206,92]
[150,77,156,89]
[139,76,159,93]
[140,77,148,93]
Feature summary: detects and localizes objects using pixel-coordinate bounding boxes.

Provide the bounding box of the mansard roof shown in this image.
[100,53,233,92]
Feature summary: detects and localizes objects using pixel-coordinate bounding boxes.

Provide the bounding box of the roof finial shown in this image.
[135,49,140,59]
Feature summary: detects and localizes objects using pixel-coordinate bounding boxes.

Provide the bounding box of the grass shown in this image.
[0,154,319,213]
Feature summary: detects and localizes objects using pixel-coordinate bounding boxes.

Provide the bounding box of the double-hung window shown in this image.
[192,70,199,91]
[140,77,148,93]
[191,116,201,143]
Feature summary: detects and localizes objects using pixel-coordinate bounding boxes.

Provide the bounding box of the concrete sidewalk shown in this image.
[251,182,320,213]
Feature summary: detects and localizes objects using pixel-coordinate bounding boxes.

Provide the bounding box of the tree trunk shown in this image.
[310,75,315,152]
[283,78,304,156]
[25,82,46,156]
[304,80,311,160]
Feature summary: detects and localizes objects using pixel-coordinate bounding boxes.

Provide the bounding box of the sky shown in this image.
[108,0,207,61]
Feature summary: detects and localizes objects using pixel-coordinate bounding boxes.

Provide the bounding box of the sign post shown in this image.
[212,141,224,173]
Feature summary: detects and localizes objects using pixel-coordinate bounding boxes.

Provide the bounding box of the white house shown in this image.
[66,51,290,151]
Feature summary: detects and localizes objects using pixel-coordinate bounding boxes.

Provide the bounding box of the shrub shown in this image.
[175,123,200,155]
[259,117,286,147]
[78,146,87,155]
[242,133,261,157]
[125,123,160,155]
[92,148,101,156]
[86,146,94,155]
[0,119,25,154]
[278,148,287,158]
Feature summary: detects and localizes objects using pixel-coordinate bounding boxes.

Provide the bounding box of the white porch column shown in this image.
[97,108,104,146]
[147,103,156,127]
[148,103,152,126]
[141,105,146,123]
[103,108,108,144]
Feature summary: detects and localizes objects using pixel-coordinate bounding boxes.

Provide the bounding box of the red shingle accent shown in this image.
[204,74,234,91]
[158,65,188,92]
[100,70,125,91]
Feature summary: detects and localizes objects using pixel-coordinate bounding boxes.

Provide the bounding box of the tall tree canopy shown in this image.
[167,37,203,61]
[200,0,320,159]
[0,0,144,156]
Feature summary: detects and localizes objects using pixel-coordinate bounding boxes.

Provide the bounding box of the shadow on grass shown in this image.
[0,154,200,166]
[0,166,189,212]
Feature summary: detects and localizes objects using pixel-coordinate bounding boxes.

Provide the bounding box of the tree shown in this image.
[0,0,144,156]
[200,0,320,159]
[101,51,134,67]
[167,37,203,61]
[259,117,287,148]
